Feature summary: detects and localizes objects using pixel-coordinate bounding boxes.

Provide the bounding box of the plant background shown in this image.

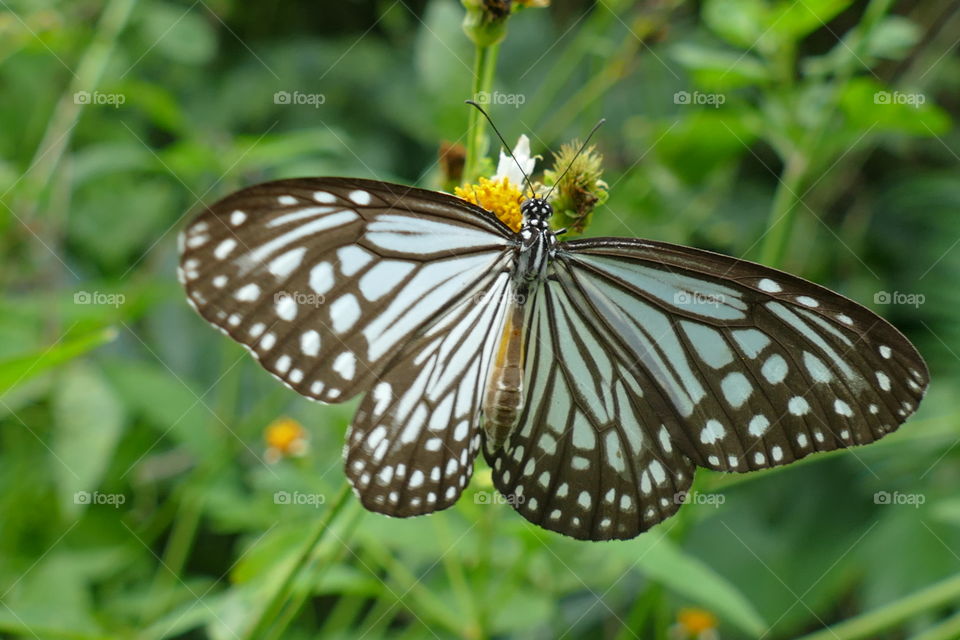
[1,0,959,638]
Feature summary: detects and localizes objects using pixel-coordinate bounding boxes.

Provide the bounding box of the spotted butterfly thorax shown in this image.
[178,176,928,541]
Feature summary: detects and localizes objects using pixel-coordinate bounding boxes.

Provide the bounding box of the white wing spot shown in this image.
[230,210,247,226]
[186,234,209,248]
[289,369,303,384]
[313,191,337,203]
[309,262,335,295]
[869,404,879,415]
[212,275,227,288]
[649,460,666,485]
[754,452,766,465]
[349,190,372,205]
[771,446,784,462]
[761,354,788,384]
[700,419,726,444]
[300,330,320,356]
[876,371,891,391]
[803,351,833,383]
[834,399,853,417]
[879,345,892,359]
[837,313,854,326]
[260,332,276,351]
[249,322,265,338]
[235,283,261,301]
[275,355,292,374]
[409,470,424,488]
[720,372,753,408]
[577,491,592,509]
[797,433,809,447]
[796,296,819,307]
[330,294,361,333]
[788,396,810,416]
[707,455,720,466]
[278,195,297,205]
[748,415,770,437]
[269,246,307,279]
[275,295,298,321]
[333,351,357,380]
[658,426,672,453]
[337,246,374,276]
[758,278,782,293]
[214,238,237,260]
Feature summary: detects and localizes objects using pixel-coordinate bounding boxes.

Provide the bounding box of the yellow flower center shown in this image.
[455,176,523,232]
[677,608,717,634]
[265,417,308,456]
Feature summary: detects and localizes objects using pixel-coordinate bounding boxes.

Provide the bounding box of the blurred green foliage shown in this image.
[1,0,959,638]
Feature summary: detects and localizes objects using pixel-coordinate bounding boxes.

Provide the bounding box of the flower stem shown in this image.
[794,572,960,640]
[464,41,501,183]
[758,152,808,268]
[243,483,352,640]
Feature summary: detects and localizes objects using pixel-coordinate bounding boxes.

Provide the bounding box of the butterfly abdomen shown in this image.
[483,300,527,450]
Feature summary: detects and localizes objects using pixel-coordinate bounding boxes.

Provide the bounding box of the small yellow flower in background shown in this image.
[264,416,309,463]
[455,176,524,232]
[670,607,719,640]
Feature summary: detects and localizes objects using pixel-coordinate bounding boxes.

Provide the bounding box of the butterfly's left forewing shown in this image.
[178,178,513,404]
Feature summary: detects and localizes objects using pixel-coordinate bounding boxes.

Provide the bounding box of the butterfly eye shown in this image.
[180,176,927,541]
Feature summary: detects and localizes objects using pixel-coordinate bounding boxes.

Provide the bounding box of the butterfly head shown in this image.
[521,198,553,225]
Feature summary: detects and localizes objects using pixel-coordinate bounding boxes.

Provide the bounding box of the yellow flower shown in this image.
[455,176,524,232]
[670,608,719,640]
[264,416,309,463]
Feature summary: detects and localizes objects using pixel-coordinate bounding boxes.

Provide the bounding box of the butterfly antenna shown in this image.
[465,100,537,199]
[543,118,606,202]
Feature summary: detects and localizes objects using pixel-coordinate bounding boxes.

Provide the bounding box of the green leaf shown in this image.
[671,43,770,88]
[865,16,922,60]
[137,1,217,65]
[703,0,769,49]
[490,585,555,633]
[771,0,854,40]
[0,327,116,395]
[52,362,126,517]
[100,358,221,458]
[839,77,951,136]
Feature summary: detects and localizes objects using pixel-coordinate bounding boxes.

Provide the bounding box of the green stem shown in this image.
[758,152,808,268]
[243,483,352,640]
[757,0,894,268]
[263,503,364,640]
[464,42,501,183]
[20,0,138,219]
[910,610,960,640]
[795,572,960,640]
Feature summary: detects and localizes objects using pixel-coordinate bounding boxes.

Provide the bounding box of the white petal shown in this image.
[493,134,536,189]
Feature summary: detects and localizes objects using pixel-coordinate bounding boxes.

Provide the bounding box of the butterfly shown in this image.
[177,170,928,541]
